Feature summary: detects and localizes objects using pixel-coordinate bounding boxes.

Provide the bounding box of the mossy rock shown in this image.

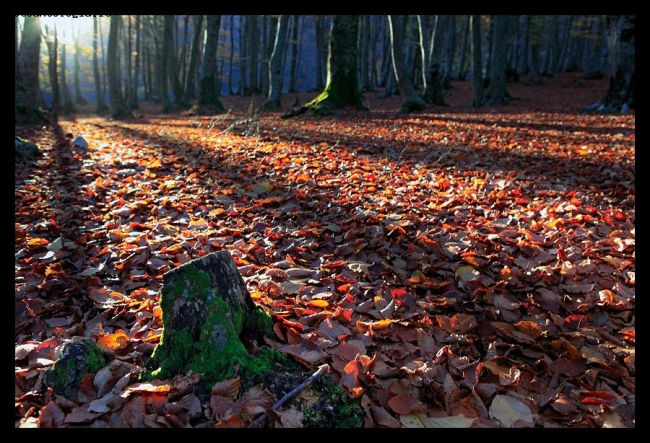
[42,338,106,401]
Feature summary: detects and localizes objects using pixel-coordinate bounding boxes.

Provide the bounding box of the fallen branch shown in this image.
[250,363,331,428]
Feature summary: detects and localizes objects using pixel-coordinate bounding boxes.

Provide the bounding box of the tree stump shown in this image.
[142,251,275,385]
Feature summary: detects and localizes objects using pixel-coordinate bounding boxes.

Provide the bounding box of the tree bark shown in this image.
[485,15,511,106]
[264,15,289,110]
[588,15,635,112]
[44,26,59,122]
[470,15,485,107]
[284,15,365,117]
[199,15,225,111]
[16,16,43,124]
[422,15,448,107]
[73,26,87,105]
[107,16,129,119]
[163,15,186,107]
[143,252,274,385]
[93,17,108,113]
[389,15,426,113]
[182,15,204,102]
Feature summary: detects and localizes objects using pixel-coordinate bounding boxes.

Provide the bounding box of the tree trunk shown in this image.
[16,16,43,124]
[44,25,59,122]
[163,15,186,107]
[93,17,108,113]
[264,15,289,110]
[456,15,470,80]
[389,15,426,113]
[359,15,371,92]
[585,15,635,113]
[422,15,448,107]
[442,15,456,88]
[130,15,141,108]
[199,15,225,111]
[284,15,365,117]
[107,16,129,119]
[314,16,328,92]
[470,15,485,107]
[288,15,301,94]
[60,37,75,113]
[182,15,204,102]
[142,252,274,385]
[485,15,511,106]
[73,26,87,105]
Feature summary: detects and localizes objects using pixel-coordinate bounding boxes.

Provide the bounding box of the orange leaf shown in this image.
[96,330,131,350]
[307,299,329,308]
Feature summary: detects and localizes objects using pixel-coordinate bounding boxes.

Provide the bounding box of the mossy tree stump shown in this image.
[142,252,275,385]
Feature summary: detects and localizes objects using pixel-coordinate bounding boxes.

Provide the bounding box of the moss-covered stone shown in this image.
[42,338,106,400]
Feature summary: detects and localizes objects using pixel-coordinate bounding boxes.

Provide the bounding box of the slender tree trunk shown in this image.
[182,15,204,102]
[470,15,485,107]
[583,15,606,78]
[246,15,260,95]
[368,15,381,91]
[288,15,300,94]
[261,15,275,97]
[73,26,87,105]
[107,16,129,119]
[422,15,448,106]
[314,15,325,91]
[555,15,573,72]
[131,15,141,108]
[123,16,133,110]
[238,16,247,95]
[199,15,225,111]
[456,15,470,80]
[228,15,235,95]
[388,15,426,113]
[485,15,511,106]
[44,26,60,122]
[59,36,75,113]
[290,15,303,99]
[359,15,371,92]
[93,17,108,113]
[442,15,456,88]
[416,15,429,89]
[264,15,289,109]
[164,15,186,107]
[517,15,529,74]
[16,17,43,124]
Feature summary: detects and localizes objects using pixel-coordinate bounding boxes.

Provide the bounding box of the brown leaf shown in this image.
[38,401,65,428]
[371,405,402,428]
[387,393,424,415]
[211,377,241,398]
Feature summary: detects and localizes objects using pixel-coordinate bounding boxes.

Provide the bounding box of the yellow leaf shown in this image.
[189,218,208,229]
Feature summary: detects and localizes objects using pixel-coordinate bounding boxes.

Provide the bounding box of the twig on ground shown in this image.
[426,147,452,165]
[249,363,331,428]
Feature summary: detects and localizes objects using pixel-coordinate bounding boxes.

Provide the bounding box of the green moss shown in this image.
[163,265,212,301]
[44,339,106,399]
[141,282,279,387]
[302,375,364,428]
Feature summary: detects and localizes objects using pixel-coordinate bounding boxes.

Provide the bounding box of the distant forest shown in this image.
[14,15,627,116]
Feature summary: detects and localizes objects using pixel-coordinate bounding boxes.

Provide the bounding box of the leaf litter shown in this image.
[15,74,634,428]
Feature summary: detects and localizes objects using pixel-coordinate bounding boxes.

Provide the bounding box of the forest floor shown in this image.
[15,72,635,429]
